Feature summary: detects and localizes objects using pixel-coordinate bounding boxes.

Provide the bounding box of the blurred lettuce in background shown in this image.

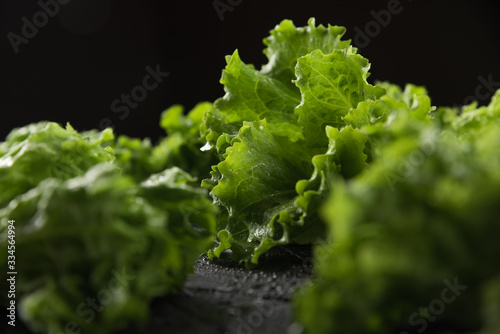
[2,16,500,334]
[0,109,217,333]
[294,89,500,334]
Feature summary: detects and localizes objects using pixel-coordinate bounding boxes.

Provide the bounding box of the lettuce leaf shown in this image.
[294,48,385,148]
[204,50,302,147]
[203,18,354,148]
[114,102,217,182]
[207,120,313,263]
[294,89,500,334]
[261,18,353,91]
[0,110,219,333]
[203,19,384,265]
[0,122,115,209]
[0,164,216,334]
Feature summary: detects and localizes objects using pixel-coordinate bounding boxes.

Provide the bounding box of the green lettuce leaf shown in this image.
[444,89,500,135]
[294,90,500,334]
[204,50,302,147]
[207,120,313,264]
[0,164,216,334]
[294,48,385,148]
[114,102,217,181]
[261,18,353,91]
[204,19,386,265]
[0,109,219,333]
[0,122,115,209]
[203,18,355,148]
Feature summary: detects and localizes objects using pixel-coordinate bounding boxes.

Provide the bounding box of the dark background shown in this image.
[1,0,499,142]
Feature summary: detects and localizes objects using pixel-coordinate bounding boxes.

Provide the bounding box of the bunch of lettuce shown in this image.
[3,16,499,334]
[196,17,500,332]
[202,18,386,266]
[114,102,217,182]
[0,122,115,208]
[0,118,217,333]
[294,87,500,333]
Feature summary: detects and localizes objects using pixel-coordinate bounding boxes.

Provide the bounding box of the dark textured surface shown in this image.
[3,246,313,334]
[122,246,313,334]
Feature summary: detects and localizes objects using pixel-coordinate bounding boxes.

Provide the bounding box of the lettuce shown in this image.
[0,164,216,334]
[294,87,500,333]
[0,122,115,208]
[294,48,385,148]
[203,18,353,146]
[114,102,218,182]
[0,113,217,333]
[203,19,384,265]
[3,15,499,334]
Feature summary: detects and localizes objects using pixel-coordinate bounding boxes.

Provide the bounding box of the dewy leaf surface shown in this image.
[204,18,356,148]
[261,18,353,91]
[294,49,385,148]
[204,19,389,265]
[209,50,302,144]
[210,119,313,264]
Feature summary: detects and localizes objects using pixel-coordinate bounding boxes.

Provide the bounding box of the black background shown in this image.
[1,0,499,143]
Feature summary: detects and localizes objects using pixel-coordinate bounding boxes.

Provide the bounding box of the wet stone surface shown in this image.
[4,246,313,334]
[122,245,313,334]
